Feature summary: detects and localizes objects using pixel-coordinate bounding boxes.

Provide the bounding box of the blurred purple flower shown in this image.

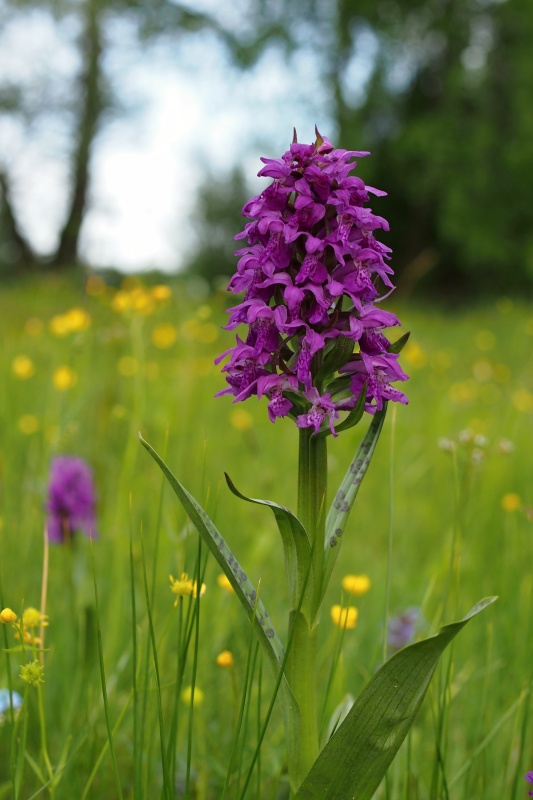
[525,771,533,796]
[216,129,408,434]
[46,456,97,543]
[387,607,420,656]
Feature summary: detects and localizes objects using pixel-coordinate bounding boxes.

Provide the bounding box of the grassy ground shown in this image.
[0,273,532,798]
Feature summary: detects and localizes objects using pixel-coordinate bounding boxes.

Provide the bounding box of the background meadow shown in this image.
[1,273,532,798]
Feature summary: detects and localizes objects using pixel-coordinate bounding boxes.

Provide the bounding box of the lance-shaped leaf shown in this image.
[139,435,305,775]
[322,404,387,600]
[294,596,497,800]
[139,435,285,672]
[225,473,314,611]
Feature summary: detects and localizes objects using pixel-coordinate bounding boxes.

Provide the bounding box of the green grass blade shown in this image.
[89,542,124,800]
[294,597,497,800]
[80,693,133,800]
[185,540,204,799]
[139,530,172,800]
[224,472,314,610]
[128,502,141,800]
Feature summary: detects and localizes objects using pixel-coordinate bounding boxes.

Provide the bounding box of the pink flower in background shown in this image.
[46,456,97,543]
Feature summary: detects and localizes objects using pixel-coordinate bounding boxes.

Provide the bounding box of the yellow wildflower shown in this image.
[217,574,235,593]
[152,324,178,349]
[151,284,172,302]
[169,573,206,605]
[22,608,48,630]
[49,314,71,336]
[181,685,204,707]
[18,415,39,434]
[501,493,521,512]
[20,660,44,687]
[230,409,253,432]
[111,290,132,313]
[341,574,371,596]
[64,307,91,332]
[12,355,35,379]
[402,341,427,369]
[330,605,358,630]
[53,366,77,390]
[0,608,17,624]
[512,389,533,413]
[216,650,234,668]
[126,287,154,315]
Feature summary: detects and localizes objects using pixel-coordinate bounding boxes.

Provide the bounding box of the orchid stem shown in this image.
[287,428,327,791]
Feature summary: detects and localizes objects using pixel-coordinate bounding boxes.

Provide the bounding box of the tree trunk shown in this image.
[53,0,104,268]
[0,170,36,270]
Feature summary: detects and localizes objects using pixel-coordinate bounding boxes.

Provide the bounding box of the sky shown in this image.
[0,3,333,273]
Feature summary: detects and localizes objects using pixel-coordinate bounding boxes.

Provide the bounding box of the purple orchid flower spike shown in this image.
[216,130,409,435]
[525,772,533,796]
[46,456,98,543]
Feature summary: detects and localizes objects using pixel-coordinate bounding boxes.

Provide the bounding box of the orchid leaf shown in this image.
[330,383,367,436]
[322,404,387,601]
[140,435,306,780]
[294,597,497,800]
[315,336,354,384]
[224,473,314,611]
[388,330,410,354]
[139,435,285,673]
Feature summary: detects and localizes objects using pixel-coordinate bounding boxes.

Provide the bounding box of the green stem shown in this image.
[37,684,55,796]
[286,429,328,791]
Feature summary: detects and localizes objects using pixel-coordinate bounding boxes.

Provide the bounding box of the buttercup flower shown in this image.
[330,605,358,630]
[181,686,204,707]
[501,493,521,512]
[169,573,206,604]
[14,607,49,645]
[342,574,371,596]
[0,608,17,624]
[216,650,234,668]
[216,130,408,434]
[53,366,77,391]
[22,608,48,630]
[217,574,235,593]
[46,456,98,543]
[12,355,35,379]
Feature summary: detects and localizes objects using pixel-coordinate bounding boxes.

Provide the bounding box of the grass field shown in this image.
[1,273,532,799]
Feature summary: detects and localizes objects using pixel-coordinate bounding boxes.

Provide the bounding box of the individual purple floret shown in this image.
[387,607,420,656]
[525,771,533,797]
[46,456,97,543]
[216,129,409,435]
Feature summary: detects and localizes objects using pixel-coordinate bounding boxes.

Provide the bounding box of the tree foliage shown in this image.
[0,0,294,274]
[327,0,533,295]
[2,0,532,294]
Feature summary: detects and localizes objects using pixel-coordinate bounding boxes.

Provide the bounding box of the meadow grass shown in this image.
[0,274,532,798]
